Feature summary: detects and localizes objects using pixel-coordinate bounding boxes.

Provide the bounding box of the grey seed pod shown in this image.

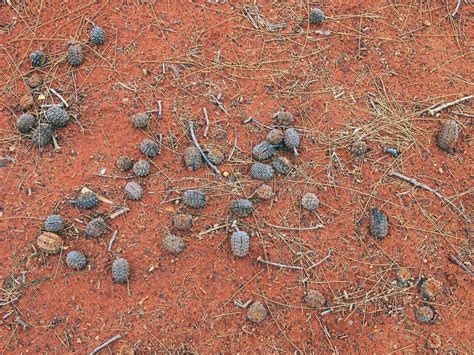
[124,181,144,201]
[247,301,267,323]
[301,193,319,211]
[183,146,202,171]
[272,156,292,175]
[30,50,46,67]
[230,230,250,257]
[230,199,253,217]
[437,119,459,153]
[250,162,274,181]
[139,138,160,158]
[415,305,435,323]
[45,106,70,128]
[90,26,105,45]
[309,8,325,24]
[254,184,273,200]
[133,159,151,177]
[131,112,150,128]
[44,214,65,233]
[162,234,186,255]
[85,217,107,238]
[32,124,53,147]
[253,141,275,161]
[204,146,224,165]
[16,113,36,133]
[116,156,133,171]
[68,44,84,67]
[267,129,284,145]
[369,207,388,239]
[284,128,300,149]
[28,73,43,88]
[112,257,130,284]
[304,290,326,308]
[182,189,206,209]
[66,250,87,270]
[73,191,99,209]
[383,147,401,158]
[420,277,442,301]
[172,213,193,231]
[350,140,369,158]
[273,111,294,126]
[396,268,412,287]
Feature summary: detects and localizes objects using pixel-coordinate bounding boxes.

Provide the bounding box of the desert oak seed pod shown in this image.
[230,199,253,217]
[301,193,320,211]
[90,26,105,45]
[116,156,133,171]
[33,124,53,148]
[37,232,63,254]
[250,162,274,181]
[72,191,99,209]
[124,181,144,201]
[131,112,150,128]
[66,250,87,270]
[85,217,107,238]
[172,213,193,231]
[30,50,46,67]
[183,146,202,171]
[44,214,65,233]
[16,113,36,133]
[230,230,250,257]
[267,129,285,145]
[162,234,186,255]
[139,138,160,158]
[273,111,294,126]
[247,301,267,323]
[68,44,84,67]
[133,159,151,177]
[369,207,388,239]
[415,305,435,323]
[45,106,70,128]
[253,141,275,161]
[112,257,130,284]
[437,119,459,153]
[272,156,292,175]
[182,189,206,209]
[309,8,325,24]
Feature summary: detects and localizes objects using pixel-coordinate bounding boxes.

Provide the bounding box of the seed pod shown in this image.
[273,111,294,126]
[44,214,65,233]
[230,199,253,217]
[37,232,63,254]
[162,234,186,255]
[230,230,249,257]
[182,189,206,209]
[85,217,107,238]
[112,258,130,284]
[72,191,99,209]
[204,146,224,165]
[267,129,284,145]
[415,305,435,323]
[420,277,442,300]
[350,140,369,158]
[254,184,273,200]
[284,128,300,150]
[116,156,133,171]
[32,124,53,147]
[68,44,84,67]
[172,213,193,231]
[139,138,160,158]
[183,146,202,171]
[30,50,46,67]
[309,8,325,24]
[45,106,70,128]
[131,112,150,128]
[247,301,267,323]
[253,141,275,161]
[133,159,151,177]
[28,73,43,88]
[369,207,388,239]
[90,26,105,45]
[437,119,459,153]
[124,181,143,201]
[304,290,326,308]
[272,156,292,175]
[426,333,442,350]
[396,267,412,287]
[16,113,36,133]
[19,93,34,111]
[301,193,319,211]
[66,250,87,270]
[250,162,274,181]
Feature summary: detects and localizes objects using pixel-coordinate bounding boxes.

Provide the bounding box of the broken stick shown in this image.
[188,122,221,175]
[257,256,302,270]
[427,95,472,116]
[89,334,122,355]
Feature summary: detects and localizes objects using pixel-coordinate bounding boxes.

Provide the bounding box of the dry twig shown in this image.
[427,95,472,116]
[89,334,122,355]
[448,255,474,276]
[257,256,302,270]
[188,122,221,175]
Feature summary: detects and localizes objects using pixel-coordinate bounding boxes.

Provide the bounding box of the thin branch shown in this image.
[265,220,324,231]
[107,231,118,252]
[257,256,302,270]
[448,254,474,276]
[451,0,462,17]
[188,122,221,175]
[89,334,122,355]
[427,95,472,116]
[203,107,209,137]
[49,88,69,108]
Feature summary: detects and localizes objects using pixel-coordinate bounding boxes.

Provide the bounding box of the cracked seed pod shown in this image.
[19,93,34,111]
[90,26,105,45]
[420,277,442,300]
[253,141,275,161]
[68,44,84,67]
[45,106,70,128]
[369,207,388,239]
[267,129,284,145]
[72,191,99,209]
[437,119,459,153]
[350,139,369,158]
[124,181,143,201]
[247,301,267,323]
[182,189,206,209]
[427,333,442,350]
[172,213,193,231]
[66,250,87,270]
[131,112,150,128]
[33,124,53,148]
[273,111,294,126]
[44,214,65,233]
[254,184,273,200]
[16,113,36,133]
[163,234,186,255]
[230,199,253,217]
[30,50,46,67]
[37,232,63,254]
[396,268,412,287]
[139,138,160,158]
[250,162,274,181]
[304,290,326,308]
[284,128,300,150]
[85,217,107,238]
[204,146,224,165]
[183,146,202,171]
[112,257,130,284]
[28,73,43,88]
[415,305,435,323]
[230,230,249,257]
[309,8,325,24]
[116,156,133,171]
[272,156,292,175]
[133,159,151,177]
[301,193,319,211]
